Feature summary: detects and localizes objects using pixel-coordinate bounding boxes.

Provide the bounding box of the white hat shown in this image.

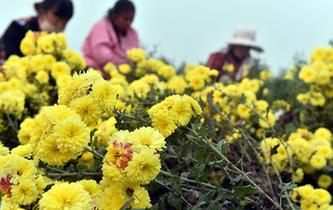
[226,28,263,52]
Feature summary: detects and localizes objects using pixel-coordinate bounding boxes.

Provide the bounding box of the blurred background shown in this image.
[1,0,332,73]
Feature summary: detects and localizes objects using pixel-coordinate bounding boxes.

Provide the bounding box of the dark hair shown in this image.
[108,0,135,20]
[34,0,74,20]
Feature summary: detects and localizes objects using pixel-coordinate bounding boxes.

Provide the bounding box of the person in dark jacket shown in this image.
[0,0,74,60]
[207,28,263,82]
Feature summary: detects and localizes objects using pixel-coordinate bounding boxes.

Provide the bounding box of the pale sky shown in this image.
[1,0,333,73]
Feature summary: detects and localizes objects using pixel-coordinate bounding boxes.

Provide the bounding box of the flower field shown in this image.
[0,31,333,210]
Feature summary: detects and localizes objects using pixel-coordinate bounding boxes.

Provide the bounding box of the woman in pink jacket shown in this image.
[82,0,139,76]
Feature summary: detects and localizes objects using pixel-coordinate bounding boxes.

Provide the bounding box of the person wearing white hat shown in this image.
[207,28,263,81]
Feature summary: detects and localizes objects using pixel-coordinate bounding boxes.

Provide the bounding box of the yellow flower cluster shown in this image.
[185,65,218,90]
[7,31,333,210]
[283,66,298,80]
[1,40,211,210]
[148,95,202,137]
[127,48,146,63]
[199,78,277,132]
[226,129,241,143]
[20,31,67,55]
[18,105,90,166]
[167,75,188,94]
[143,60,176,79]
[0,151,50,208]
[122,51,177,79]
[104,63,167,101]
[99,127,165,209]
[289,128,333,171]
[260,127,333,173]
[103,49,221,104]
[0,32,86,126]
[260,70,273,81]
[297,47,333,107]
[39,182,94,210]
[297,91,326,107]
[127,74,160,99]
[291,185,333,210]
[0,90,25,118]
[260,137,289,172]
[58,70,125,127]
[93,117,118,146]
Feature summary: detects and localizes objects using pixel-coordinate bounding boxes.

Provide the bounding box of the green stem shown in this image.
[46,172,102,178]
[85,147,104,160]
[206,140,282,209]
[160,170,216,189]
[219,98,295,209]
[114,111,150,125]
[189,125,282,209]
[271,164,297,210]
[160,170,233,194]
[241,131,277,202]
[154,179,193,207]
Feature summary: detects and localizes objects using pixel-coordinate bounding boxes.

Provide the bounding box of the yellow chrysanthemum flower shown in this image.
[69,95,102,127]
[130,127,166,151]
[310,92,326,107]
[20,37,36,56]
[259,111,276,128]
[29,105,90,166]
[11,177,39,206]
[260,70,272,81]
[292,168,304,183]
[157,65,176,79]
[127,48,146,63]
[312,188,332,206]
[316,69,331,85]
[51,62,71,79]
[35,70,49,84]
[102,163,126,184]
[150,111,177,137]
[310,154,327,170]
[94,117,118,146]
[167,76,187,94]
[118,64,132,74]
[30,55,46,72]
[128,80,151,99]
[131,186,152,209]
[1,154,37,178]
[52,117,90,153]
[317,174,332,189]
[237,104,251,120]
[0,143,9,156]
[255,100,269,113]
[171,97,194,126]
[77,180,101,197]
[11,144,32,158]
[316,146,333,159]
[125,148,161,185]
[39,183,93,210]
[37,35,55,54]
[189,75,205,90]
[291,185,314,202]
[299,66,316,83]
[98,183,127,210]
[314,128,332,142]
[0,90,25,118]
[36,136,78,166]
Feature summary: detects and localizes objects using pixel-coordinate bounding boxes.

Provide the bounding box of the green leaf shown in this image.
[234,185,258,197]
